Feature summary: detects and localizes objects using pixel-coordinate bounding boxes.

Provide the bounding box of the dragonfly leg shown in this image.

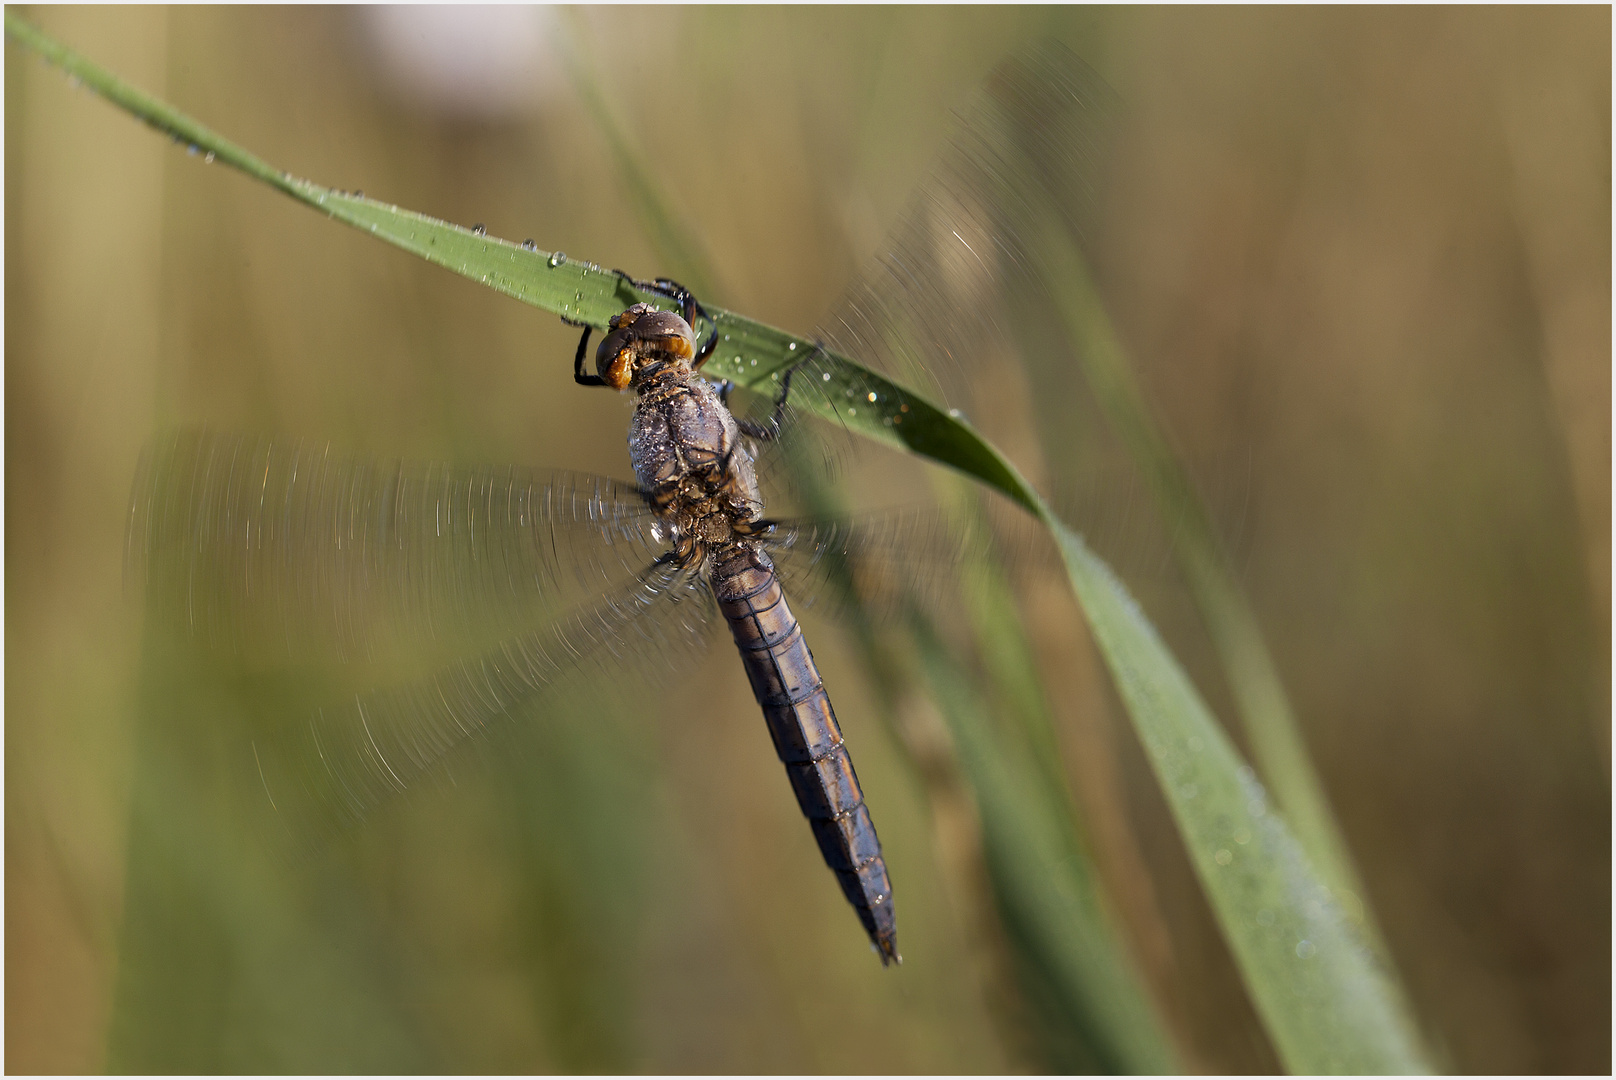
[611,270,721,369]
[734,347,811,441]
[567,321,609,387]
[716,378,779,442]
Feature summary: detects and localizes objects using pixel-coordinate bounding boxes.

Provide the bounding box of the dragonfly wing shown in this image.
[128,429,667,663]
[816,44,1120,416]
[760,505,1051,625]
[252,555,718,832]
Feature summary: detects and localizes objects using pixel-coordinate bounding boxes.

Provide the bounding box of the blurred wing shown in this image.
[804,45,1239,595]
[761,505,1051,625]
[816,43,1120,413]
[254,556,718,833]
[127,429,669,662]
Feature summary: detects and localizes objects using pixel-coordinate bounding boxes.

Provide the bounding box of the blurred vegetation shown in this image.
[6,5,1609,1074]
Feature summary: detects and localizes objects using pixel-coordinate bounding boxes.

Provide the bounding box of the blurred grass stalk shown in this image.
[7,14,1435,1073]
[556,26,1181,1072]
[976,58,1434,1065]
[1025,214,1410,979]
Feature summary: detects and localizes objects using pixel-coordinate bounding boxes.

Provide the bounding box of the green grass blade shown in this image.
[1029,219,1405,964]
[1050,520,1428,1073]
[6,17,1430,1071]
[979,48,1414,1012]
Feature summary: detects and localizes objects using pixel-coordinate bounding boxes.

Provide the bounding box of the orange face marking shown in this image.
[605,348,634,389]
[662,333,695,360]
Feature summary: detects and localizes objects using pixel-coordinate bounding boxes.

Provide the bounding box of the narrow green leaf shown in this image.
[1029,214,1410,974]
[1050,520,1428,1073]
[6,16,1430,1071]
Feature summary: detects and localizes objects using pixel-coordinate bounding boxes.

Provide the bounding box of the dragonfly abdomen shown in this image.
[710,544,899,965]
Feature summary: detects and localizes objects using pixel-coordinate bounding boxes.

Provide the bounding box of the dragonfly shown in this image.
[573,277,899,962]
[128,42,1131,972]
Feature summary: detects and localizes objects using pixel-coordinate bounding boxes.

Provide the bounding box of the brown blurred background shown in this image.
[6,5,1608,1073]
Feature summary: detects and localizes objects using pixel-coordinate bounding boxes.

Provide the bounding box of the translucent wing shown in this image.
[760,505,1037,624]
[128,429,669,662]
[808,45,1245,596]
[816,44,1120,412]
[128,428,724,834]
[255,557,717,833]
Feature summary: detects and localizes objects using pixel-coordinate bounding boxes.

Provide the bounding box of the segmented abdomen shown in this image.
[709,544,899,965]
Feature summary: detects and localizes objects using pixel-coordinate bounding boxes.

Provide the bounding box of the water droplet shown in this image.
[749,358,757,366]
[788,342,796,351]
[471,223,487,236]
[948,408,963,418]
[847,407,857,416]
[899,403,909,413]
[723,334,731,341]
[822,372,831,382]
[866,392,877,403]
[1295,940,1316,959]
[203,151,216,164]
[1255,909,1275,927]
[1233,828,1251,845]
[1214,848,1233,865]
[548,251,566,266]
[522,239,537,251]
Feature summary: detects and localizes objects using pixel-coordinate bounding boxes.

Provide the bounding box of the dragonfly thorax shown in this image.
[628,363,765,571]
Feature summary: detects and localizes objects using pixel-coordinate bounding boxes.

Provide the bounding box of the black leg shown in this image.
[647,277,719,368]
[733,516,777,538]
[764,364,798,435]
[731,350,808,441]
[571,324,608,387]
[716,377,779,439]
[611,272,721,369]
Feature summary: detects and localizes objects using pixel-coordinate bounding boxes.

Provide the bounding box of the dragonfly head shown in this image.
[595,303,697,390]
